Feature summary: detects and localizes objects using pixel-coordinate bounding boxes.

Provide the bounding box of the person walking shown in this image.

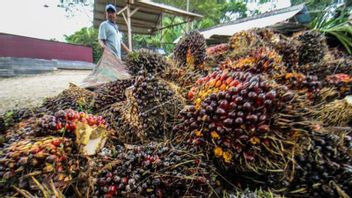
[98,4,130,58]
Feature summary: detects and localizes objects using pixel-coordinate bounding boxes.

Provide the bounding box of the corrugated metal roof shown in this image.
[174,3,306,43]
[93,0,202,35]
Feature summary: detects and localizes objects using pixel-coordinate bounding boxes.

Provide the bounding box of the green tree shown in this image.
[65,27,102,63]
[133,0,248,52]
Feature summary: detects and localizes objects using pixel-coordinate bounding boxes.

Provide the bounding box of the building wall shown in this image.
[0,33,93,62]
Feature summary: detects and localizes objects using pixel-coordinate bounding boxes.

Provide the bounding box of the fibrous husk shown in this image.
[160,64,204,96]
[313,96,352,127]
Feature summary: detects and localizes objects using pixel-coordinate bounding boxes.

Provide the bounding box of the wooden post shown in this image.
[127,3,132,50]
[186,0,190,32]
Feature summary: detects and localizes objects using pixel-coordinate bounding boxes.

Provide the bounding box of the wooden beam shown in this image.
[95,10,158,24]
[116,6,128,15]
[122,12,128,26]
[127,3,132,49]
[130,7,140,16]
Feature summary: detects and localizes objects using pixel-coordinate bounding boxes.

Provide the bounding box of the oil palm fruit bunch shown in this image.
[124,73,183,143]
[160,65,204,96]
[175,71,298,172]
[0,137,77,196]
[288,131,352,197]
[325,74,352,97]
[41,83,94,113]
[174,31,206,68]
[37,109,109,155]
[92,79,133,111]
[228,30,259,57]
[38,109,107,135]
[223,47,285,77]
[125,49,170,75]
[93,143,215,197]
[254,28,279,44]
[297,59,352,79]
[100,101,139,143]
[207,44,229,56]
[278,73,322,99]
[206,44,229,65]
[0,108,36,133]
[297,30,328,65]
[274,39,299,68]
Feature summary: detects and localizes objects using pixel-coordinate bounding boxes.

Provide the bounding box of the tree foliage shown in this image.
[64,27,102,63]
[136,0,248,52]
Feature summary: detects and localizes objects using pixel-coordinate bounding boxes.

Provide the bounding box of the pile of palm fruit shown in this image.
[0,27,352,197]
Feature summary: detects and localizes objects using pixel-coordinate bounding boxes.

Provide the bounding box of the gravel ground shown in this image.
[0,70,91,114]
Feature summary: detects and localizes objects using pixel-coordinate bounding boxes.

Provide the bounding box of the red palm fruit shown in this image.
[79,112,86,119]
[244,152,255,161]
[188,90,194,100]
[230,80,240,87]
[215,80,222,87]
[74,112,80,120]
[122,177,128,184]
[258,124,270,133]
[51,139,61,147]
[87,117,96,126]
[220,72,228,81]
[226,77,234,85]
[66,110,75,120]
[80,118,87,124]
[55,121,62,130]
[65,122,71,131]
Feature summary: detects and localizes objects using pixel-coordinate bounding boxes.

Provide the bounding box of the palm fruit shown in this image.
[278,73,322,99]
[207,44,229,56]
[118,73,184,143]
[93,142,216,197]
[222,47,285,77]
[38,109,109,155]
[40,83,94,113]
[206,43,229,66]
[125,49,170,75]
[297,30,328,65]
[288,130,352,197]
[174,31,206,68]
[325,74,352,97]
[298,58,352,80]
[0,137,78,196]
[175,71,300,173]
[160,65,204,96]
[254,28,279,43]
[228,30,259,57]
[274,39,299,68]
[92,79,133,111]
[0,108,34,134]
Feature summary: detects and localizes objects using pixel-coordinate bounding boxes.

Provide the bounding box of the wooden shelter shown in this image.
[93,0,203,49]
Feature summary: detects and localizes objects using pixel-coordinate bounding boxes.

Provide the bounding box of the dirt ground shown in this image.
[0,70,91,114]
